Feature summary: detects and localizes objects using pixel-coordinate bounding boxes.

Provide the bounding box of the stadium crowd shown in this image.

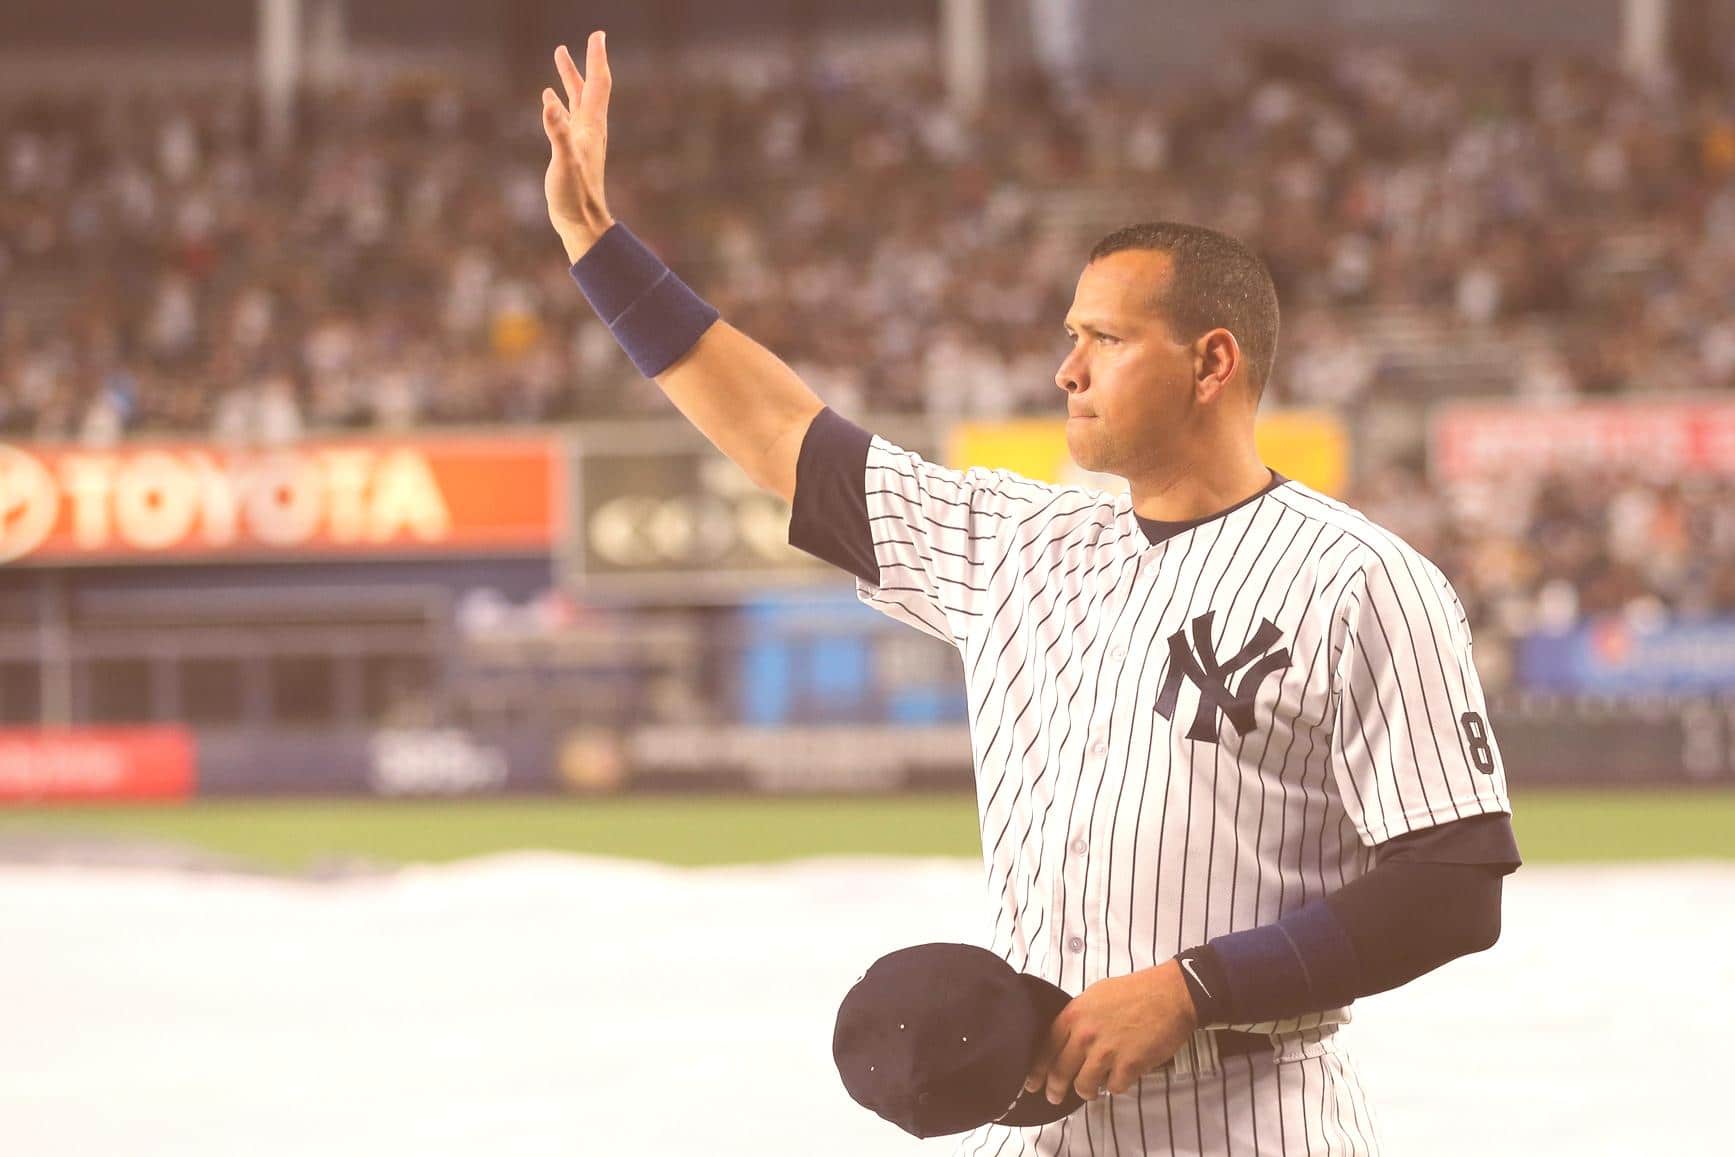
[1353,468,1735,687]
[4,44,1734,437]
[3,43,1734,654]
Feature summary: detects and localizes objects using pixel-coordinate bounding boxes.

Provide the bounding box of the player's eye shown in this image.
[1096,334,1118,345]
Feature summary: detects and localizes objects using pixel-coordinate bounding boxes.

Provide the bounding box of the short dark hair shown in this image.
[1089,222,1280,398]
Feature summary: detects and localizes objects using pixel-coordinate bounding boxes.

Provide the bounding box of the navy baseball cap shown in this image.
[831,943,1084,1138]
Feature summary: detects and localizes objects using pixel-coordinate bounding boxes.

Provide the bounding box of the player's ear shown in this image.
[1193,328,1240,405]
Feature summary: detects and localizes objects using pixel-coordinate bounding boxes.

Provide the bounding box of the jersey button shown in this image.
[1067,936,1085,953]
[1070,837,1088,856]
[1090,741,1107,756]
[1110,647,1126,661]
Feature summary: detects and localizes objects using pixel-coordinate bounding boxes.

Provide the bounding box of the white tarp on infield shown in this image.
[0,857,1727,1156]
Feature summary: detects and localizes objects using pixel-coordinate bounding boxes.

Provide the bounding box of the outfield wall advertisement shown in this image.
[565,418,939,599]
[0,726,563,802]
[571,440,824,593]
[1430,398,1735,484]
[0,727,196,802]
[1520,618,1735,694]
[2,708,1725,801]
[0,436,564,565]
[194,728,560,797]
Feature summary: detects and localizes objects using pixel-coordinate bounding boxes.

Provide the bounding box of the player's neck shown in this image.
[1126,448,1273,524]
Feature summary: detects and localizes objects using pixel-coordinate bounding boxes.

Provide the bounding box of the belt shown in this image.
[1156,1028,1275,1080]
[1210,1030,1274,1060]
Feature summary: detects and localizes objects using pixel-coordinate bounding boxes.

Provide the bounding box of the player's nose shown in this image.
[1054,355,1086,394]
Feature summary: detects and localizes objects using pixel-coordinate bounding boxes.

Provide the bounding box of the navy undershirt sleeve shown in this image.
[1322,860,1504,998]
[787,407,878,586]
[1325,812,1519,997]
[1182,813,1519,1024]
[1375,811,1522,872]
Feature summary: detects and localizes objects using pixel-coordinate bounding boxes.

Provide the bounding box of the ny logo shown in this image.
[1154,611,1292,744]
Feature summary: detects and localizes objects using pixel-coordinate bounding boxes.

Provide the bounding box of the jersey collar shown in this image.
[1133,469,1290,548]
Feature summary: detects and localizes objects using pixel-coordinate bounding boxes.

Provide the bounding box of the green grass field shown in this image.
[1,789,1732,871]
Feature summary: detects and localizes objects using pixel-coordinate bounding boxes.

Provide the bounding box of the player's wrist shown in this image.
[556,212,616,263]
[1174,946,1230,1027]
[567,221,719,378]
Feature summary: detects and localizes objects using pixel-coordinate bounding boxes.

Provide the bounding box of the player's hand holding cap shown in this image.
[832,943,1085,1137]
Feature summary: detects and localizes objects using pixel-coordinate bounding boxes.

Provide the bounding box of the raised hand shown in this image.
[541,31,616,262]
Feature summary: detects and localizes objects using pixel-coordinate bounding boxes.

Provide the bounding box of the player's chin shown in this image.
[1065,425,1107,472]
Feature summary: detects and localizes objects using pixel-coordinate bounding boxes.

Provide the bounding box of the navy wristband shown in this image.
[1193,899,1361,1025]
[569,223,720,378]
[1175,946,1232,1026]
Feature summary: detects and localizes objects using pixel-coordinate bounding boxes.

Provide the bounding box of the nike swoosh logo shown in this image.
[1180,957,1212,999]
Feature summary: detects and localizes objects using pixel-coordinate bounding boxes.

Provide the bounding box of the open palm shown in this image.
[541,31,615,256]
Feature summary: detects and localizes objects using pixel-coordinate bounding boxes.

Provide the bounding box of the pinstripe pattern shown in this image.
[955,1036,1381,1157]
[842,437,1509,1155]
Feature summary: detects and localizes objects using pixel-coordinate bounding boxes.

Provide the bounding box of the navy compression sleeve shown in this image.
[1177,842,1509,1025]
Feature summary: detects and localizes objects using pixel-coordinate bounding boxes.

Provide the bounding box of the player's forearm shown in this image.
[654,321,826,502]
[564,222,824,502]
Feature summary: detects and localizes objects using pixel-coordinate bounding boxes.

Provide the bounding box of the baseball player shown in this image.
[542,32,1521,1155]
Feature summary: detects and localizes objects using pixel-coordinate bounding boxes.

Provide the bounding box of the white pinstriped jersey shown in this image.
[788,410,1514,1155]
